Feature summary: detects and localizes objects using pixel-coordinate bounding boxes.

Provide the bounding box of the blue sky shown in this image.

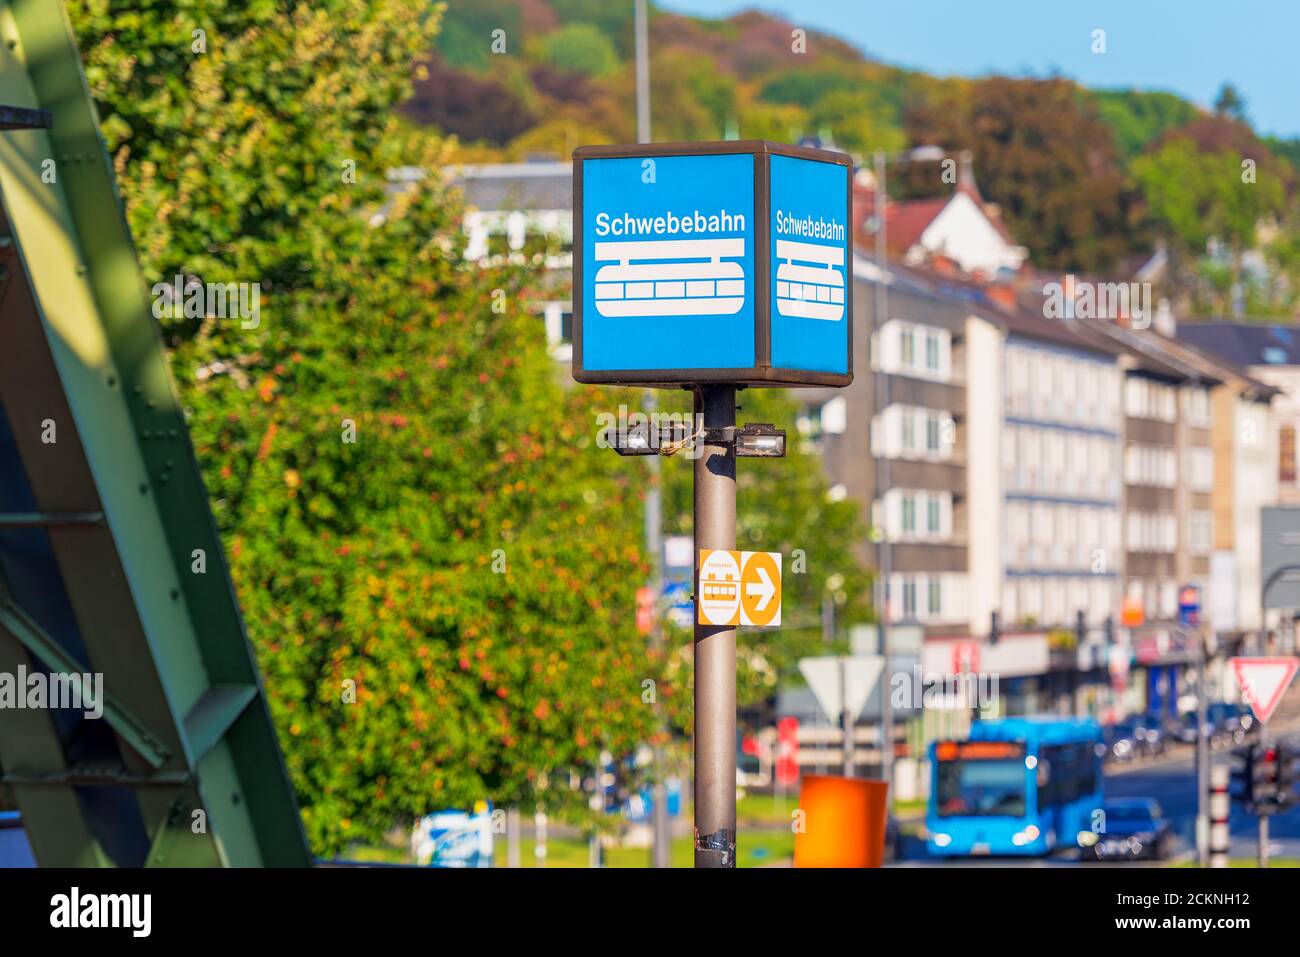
[661,0,1298,138]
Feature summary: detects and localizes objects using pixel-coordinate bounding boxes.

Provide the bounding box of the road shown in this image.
[1106,743,1300,861]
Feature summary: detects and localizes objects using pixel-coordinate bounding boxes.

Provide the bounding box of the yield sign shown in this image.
[1230,657,1299,724]
[799,656,884,722]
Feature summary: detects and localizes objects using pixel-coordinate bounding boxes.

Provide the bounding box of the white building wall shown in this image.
[914,191,1027,275]
[1234,397,1277,630]
[965,315,1003,636]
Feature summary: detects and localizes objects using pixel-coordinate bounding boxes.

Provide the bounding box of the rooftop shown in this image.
[1178,321,1300,368]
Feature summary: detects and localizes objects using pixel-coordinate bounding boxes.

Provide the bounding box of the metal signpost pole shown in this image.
[694,385,738,868]
[646,391,671,869]
[631,0,670,870]
[575,139,851,867]
[1258,724,1269,868]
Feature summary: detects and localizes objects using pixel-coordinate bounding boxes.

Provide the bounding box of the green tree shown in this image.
[1133,136,1288,315]
[1214,82,1249,123]
[903,76,1138,272]
[69,0,651,855]
[434,0,522,70]
[535,23,619,78]
[759,66,860,110]
[809,88,906,156]
[1091,89,1199,160]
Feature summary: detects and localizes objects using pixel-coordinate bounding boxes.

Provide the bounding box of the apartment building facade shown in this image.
[802,259,975,634]
[1147,328,1281,640]
[987,320,1125,632]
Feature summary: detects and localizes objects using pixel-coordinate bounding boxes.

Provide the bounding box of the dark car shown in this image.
[1207,702,1255,746]
[1083,798,1172,861]
[1133,715,1166,756]
[1103,721,1139,762]
[1169,712,1200,746]
[1103,716,1164,761]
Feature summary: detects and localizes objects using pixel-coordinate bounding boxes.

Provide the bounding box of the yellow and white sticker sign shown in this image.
[698,550,782,627]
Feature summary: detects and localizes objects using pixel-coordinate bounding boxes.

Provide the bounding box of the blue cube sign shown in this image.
[572,142,852,388]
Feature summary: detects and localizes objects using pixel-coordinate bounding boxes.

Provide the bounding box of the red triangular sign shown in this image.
[1230,657,1299,724]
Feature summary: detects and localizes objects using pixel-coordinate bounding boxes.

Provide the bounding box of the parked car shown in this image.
[1168,712,1200,746]
[1207,702,1254,746]
[1081,798,1172,861]
[1103,716,1164,761]
[1103,720,1141,762]
[1133,714,1166,756]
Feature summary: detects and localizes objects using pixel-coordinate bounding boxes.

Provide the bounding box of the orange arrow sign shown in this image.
[697,550,782,627]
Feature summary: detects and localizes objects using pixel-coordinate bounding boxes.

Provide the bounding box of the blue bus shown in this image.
[926,717,1104,857]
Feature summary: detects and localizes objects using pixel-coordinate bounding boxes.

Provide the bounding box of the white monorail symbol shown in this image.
[775,239,844,321]
[593,238,746,317]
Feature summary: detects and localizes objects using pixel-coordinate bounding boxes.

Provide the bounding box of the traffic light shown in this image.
[989,610,1000,647]
[1104,614,1116,646]
[1274,742,1298,809]
[1254,745,1279,810]
[1075,609,1087,648]
[1229,744,1255,807]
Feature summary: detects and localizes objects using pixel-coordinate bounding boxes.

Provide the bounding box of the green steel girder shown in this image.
[0,590,171,768]
[0,0,310,866]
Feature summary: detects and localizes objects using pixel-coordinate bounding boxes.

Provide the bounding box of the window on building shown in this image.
[903,579,917,618]
[901,411,916,452]
[901,494,916,534]
[819,396,847,435]
[900,326,915,367]
[925,332,941,372]
[1184,388,1211,428]
[1190,512,1212,555]
[927,497,941,534]
[926,413,941,454]
[928,579,942,616]
[1189,447,1213,492]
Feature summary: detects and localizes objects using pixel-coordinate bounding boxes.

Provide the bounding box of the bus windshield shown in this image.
[935,745,1028,818]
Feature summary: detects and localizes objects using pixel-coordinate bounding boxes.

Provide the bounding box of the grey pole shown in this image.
[873,149,894,789]
[693,385,737,868]
[634,0,651,145]
[1196,626,1210,867]
[645,391,671,869]
[1258,725,1270,868]
[633,5,668,869]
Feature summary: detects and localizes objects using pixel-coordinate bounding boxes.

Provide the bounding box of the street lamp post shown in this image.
[632,0,671,870]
